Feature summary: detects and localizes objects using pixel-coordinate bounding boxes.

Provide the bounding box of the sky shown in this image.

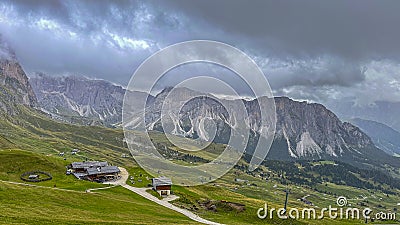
[0,0,400,106]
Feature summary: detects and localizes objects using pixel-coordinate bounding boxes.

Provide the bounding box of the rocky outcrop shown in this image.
[270,97,373,159]
[0,36,37,114]
[30,74,126,125]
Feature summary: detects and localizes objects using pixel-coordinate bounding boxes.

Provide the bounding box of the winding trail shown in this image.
[114,167,223,225]
[121,184,222,225]
[0,180,81,193]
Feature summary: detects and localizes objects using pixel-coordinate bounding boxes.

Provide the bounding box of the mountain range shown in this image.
[0,35,397,170]
[125,87,399,169]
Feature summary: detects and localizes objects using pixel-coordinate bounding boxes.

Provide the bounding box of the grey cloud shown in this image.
[0,0,197,84]
[0,0,399,106]
[265,57,367,90]
[164,0,400,60]
[273,60,400,106]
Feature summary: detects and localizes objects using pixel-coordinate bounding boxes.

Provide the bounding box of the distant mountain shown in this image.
[351,118,400,156]
[125,87,400,169]
[326,100,400,133]
[0,36,37,115]
[30,74,153,126]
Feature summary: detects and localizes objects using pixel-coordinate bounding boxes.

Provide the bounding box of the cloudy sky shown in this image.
[1,0,400,106]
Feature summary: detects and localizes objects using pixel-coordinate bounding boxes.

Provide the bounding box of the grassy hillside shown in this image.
[168,168,400,225]
[0,150,199,225]
[144,132,400,224]
[0,105,134,168]
[0,150,375,225]
[0,182,199,225]
[0,149,104,191]
[0,106,203,224]
[0,106,399,224]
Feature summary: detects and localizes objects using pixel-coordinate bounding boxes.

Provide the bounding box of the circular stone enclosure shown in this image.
[20,171,53,182]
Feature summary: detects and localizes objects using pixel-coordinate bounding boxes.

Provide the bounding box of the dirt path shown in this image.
[109,168,222,225]
[0,180,82,193]
[85,185,117,192]
[121,184,223,225]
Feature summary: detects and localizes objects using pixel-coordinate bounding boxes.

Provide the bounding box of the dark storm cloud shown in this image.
[164,0,400,60]
[0,0,204,84]
[159,0,400,103]
[264,56,367,90]
[0,0,399,104]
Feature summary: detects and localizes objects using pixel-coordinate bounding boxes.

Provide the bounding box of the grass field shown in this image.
[0,183,199,225]
[0,150,199,225]
[170,171,400,225]
[1,147,399,224]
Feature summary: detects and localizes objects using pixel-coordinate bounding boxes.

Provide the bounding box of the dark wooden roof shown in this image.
[86,166,120,175]
[71,161,108,169]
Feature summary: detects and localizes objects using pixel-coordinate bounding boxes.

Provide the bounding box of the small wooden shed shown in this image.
[151,177,172,196]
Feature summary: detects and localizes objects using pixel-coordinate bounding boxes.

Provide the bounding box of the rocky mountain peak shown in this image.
[0,36,37,109]
[272,97,373,159]
[30,74,132,125]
